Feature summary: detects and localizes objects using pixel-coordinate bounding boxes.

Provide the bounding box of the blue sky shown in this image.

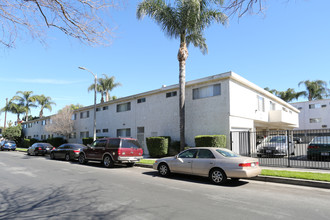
[1,0,329,125]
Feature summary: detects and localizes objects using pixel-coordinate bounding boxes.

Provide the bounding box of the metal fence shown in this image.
[230,129,330,170]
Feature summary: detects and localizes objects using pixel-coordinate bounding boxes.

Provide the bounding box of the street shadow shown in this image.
[0,184,133,219]
[142,171,249,187]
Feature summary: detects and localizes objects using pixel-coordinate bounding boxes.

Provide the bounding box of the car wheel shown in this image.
[103,155,114,168]
[78,153,87,164]
[209,168,227,185]
[50,152,55,160]
[65,153,70,161]
[158,163,170,177]
[126,163,135,167]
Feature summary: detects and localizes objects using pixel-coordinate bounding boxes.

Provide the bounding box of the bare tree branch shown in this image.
[223,0,267,18]
[0,0,123,48]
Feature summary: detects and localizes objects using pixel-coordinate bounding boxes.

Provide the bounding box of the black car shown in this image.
[27,143,54,156]
[50,143,87,161]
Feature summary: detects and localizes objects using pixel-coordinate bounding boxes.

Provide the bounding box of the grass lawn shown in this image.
[261,169,330,182]
[137,159,330,182]
[16,148,28,152]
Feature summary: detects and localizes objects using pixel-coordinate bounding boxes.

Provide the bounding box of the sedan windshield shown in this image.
[215,149,240,157]
[263,136,286,143]
[310,136,330,144]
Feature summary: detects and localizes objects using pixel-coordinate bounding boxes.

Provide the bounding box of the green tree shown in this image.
[88,75,121,103]
[137,0,227,151]
[36,95,56,118]
[265,87,304,102]
[12,91,37,122]
[2,124,22,143]
[298,80,329,101]
[0,101,26,123]
[101,74,121,102]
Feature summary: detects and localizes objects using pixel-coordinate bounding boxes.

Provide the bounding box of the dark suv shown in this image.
[78,137,143,168]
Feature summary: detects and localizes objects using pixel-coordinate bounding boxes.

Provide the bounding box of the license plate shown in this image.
[321,152,329,156]
[266,150,272,153]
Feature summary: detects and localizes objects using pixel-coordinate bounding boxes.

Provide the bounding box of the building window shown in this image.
[96,129,101,133]
[117,102,131,112]
[322,105,327,108]
[297,107,303,110]
[322,125,328,128]
[69,132,76,139]
[193,84,221,100]
[310,118,322,123]
[137,98,146,103]
[309,104,322,109]
[72,113,77,120]
[166,91,177,98]
[103,106,109,110]
[117,128,131,137]
[80,131,89,138]
[96,107,101,112]
[270,101,276,111]
[80,111,90,119]
[257,96,265,112]
[102,129,109,133]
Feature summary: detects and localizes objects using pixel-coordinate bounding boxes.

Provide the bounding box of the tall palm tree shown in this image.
[1,101,26,123]
[102,74,121,102]
[277,88,304,102]
[36,95,56,118]
[88,75,121,103]
[12,91,37,122]
[298,80,329,101]
[137,0,227,151]
[88,78,106,103]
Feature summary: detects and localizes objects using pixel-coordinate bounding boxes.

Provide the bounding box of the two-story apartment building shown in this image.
[291,99,330,130]
[22,71,299,155]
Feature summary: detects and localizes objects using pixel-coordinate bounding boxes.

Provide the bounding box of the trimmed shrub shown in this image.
[146,137,168,157]
[195,135,226,148]
[47,137,67,148]
[82,137,94,145]
[21,139,30,148]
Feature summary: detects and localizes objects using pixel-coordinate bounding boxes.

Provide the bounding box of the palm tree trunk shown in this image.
[177,37,189,152]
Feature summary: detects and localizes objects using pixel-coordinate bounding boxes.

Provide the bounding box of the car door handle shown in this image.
[187,162,191,163]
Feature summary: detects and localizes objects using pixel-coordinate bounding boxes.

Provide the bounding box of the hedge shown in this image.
[146,137,168,157]
[46,137,67,148]
[82,137,94,145]
[195,135,226,148]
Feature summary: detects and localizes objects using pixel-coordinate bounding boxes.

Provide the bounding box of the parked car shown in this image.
[257,135,295,157]
[293,137,303,144]
[78,137,143,168]
[307,136,330,160]
[153,147,261,185]
[0,140,16,151]
[50,143,87,161]
[27,143,54,156]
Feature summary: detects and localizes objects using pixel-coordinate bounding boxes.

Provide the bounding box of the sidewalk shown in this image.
[135,162,330,189]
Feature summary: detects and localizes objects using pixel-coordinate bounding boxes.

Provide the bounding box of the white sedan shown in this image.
[153,147,261,185]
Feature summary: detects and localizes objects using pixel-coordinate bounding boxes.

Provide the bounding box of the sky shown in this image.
[0,0,329,126]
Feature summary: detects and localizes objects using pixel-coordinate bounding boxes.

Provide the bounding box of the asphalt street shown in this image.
[1,151,330,220]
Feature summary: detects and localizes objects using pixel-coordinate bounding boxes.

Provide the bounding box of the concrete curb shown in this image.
[135,163,330,189]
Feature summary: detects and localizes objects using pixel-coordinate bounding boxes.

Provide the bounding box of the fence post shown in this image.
[248,131,251,156]
[287,130,290,168]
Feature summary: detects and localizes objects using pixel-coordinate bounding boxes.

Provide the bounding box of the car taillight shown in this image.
[73,150,80,153]
[52,147,56,150]
[239,163,252,167]
[38,147,42,150]
[308,145,319,149]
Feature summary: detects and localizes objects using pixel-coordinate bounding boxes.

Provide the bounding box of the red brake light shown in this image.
[52,147,55,150]
[308,145,320,149]
[239,163,251,167]
[73,150,80,153]
[38,147,42,150]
